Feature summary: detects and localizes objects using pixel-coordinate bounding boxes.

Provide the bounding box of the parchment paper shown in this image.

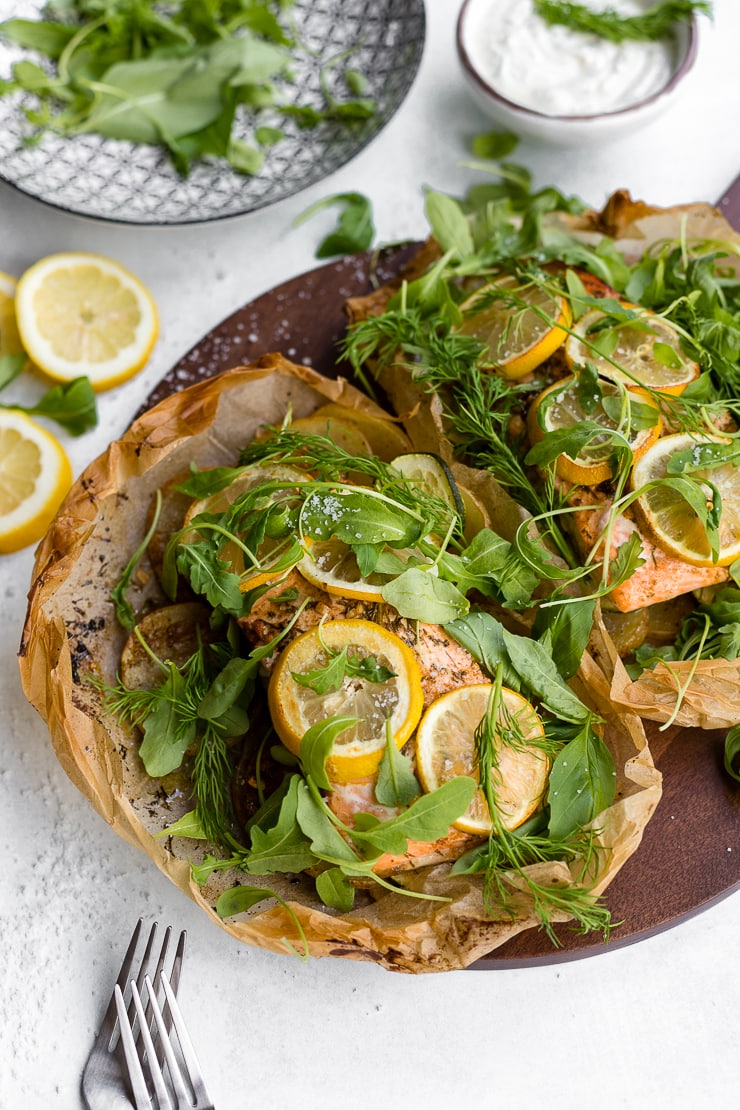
[19,353,660,972]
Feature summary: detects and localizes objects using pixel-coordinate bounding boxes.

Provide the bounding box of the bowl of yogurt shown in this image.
[456,0,699,144]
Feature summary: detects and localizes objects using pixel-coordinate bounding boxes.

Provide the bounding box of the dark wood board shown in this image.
[145,246,740,968]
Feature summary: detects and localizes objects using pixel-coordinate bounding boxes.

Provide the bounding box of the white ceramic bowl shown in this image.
[456,0,698,146]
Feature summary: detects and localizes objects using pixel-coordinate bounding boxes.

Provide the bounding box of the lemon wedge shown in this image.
[415,683,548,835]
[0,410,72,553]
[15,252,158,391]
[268,618,424,782]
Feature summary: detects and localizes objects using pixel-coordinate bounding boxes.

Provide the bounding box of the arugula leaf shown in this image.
[246,776,318,874]
[470,131,519,160]
[301,489,421,547]
[0,353,26,391]
[176,541,245,615]
[375,723,420,807]
[424,191,474,259]
[295,779,360,863]
[295,192,375,259]
[1,375,98,435]
[350,777,477,854]
[299,716,360,792]
[138,664,197,777]
[216,885,276,918]
[315,867,355,912]
[533,597,596,681]
[156,809,206,840]
[446,611,521,690]
[501,628,592,722]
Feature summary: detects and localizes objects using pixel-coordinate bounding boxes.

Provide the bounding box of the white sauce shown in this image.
[462,0,679,117]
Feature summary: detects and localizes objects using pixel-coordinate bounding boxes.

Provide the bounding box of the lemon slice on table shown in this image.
[268,619,424,782]
[0,410,72,553]
[456,274,570,379]
[183,463,309,592]
[527,374,662,486]
[15,253,158,390]
[0,271,24,361]
[632,432,740,567]
[564,306,699,395]
[415,683,548,835]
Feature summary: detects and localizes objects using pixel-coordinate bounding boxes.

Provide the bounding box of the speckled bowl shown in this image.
[456,0,699,145]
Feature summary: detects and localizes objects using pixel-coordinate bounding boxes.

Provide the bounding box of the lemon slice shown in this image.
[415,683,548,835]
[456,275,570,379]
[632,432,740,567]
[0,271,24,361]
[0,410,72,553]
[389,452,465,519]
[564,306,699,395]
[15,252,158,390]
[527,374,662,486]
[183,463,309,591]
[268,618,424,782]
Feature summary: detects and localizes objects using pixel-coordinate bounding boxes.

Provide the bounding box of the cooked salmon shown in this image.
[328,778,482,877]
[566,489,728,612]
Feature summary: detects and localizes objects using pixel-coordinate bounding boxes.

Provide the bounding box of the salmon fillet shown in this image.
[239,571,486,704]
[567,490,728,613]
[328,778,482,877]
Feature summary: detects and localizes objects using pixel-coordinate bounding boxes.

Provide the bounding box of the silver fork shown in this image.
[82,919,185,1110]
[115,971,214,1109]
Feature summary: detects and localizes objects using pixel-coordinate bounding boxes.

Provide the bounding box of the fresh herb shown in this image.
[110,489,162,629]
[534,1,711,43]
[0,1,377,178]
[295,192,375,259]
[291,622,395,696]
[0,369,98,435]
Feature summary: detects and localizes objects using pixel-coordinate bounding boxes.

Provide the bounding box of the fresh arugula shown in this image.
[534,1,711,43]
[0,1,377,178]
[295,192,375,259]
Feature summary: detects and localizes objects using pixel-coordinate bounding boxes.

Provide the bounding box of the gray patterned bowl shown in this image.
[0,0,425,225]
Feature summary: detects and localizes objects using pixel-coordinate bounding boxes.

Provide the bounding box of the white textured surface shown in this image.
[1,2,739,1108]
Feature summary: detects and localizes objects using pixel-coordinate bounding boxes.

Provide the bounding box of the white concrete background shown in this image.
[1,2,739,1108]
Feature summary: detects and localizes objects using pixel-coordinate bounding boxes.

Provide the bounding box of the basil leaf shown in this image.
[315,867,355,912]
[382,568,469,624]
[547,722,616,839]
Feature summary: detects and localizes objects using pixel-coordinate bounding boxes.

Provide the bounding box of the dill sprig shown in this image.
[534,1,711,44]
[472,673,612,943]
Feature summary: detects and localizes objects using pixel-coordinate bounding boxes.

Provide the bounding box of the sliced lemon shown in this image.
[297,536,434,602]
[564,306,699,395]
[183,463,309,591]
[456,274,570,379]
[527,374,662,486]
[0,410,72,553]
[15,252,158,391]
[632,432,740,567]
[415,683,549,835]
[268,618,424,782]
[0,271,24,360]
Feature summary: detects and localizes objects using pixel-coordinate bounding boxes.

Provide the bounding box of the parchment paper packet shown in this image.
[19,354,660,972]
[345,192,740,731]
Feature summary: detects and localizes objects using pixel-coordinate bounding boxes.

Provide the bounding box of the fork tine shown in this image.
[144,975,193,1108]
[160,971,212,1106]
[130,979,174,1110]
[97,917,144,1051]
[114,984,153,1110]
